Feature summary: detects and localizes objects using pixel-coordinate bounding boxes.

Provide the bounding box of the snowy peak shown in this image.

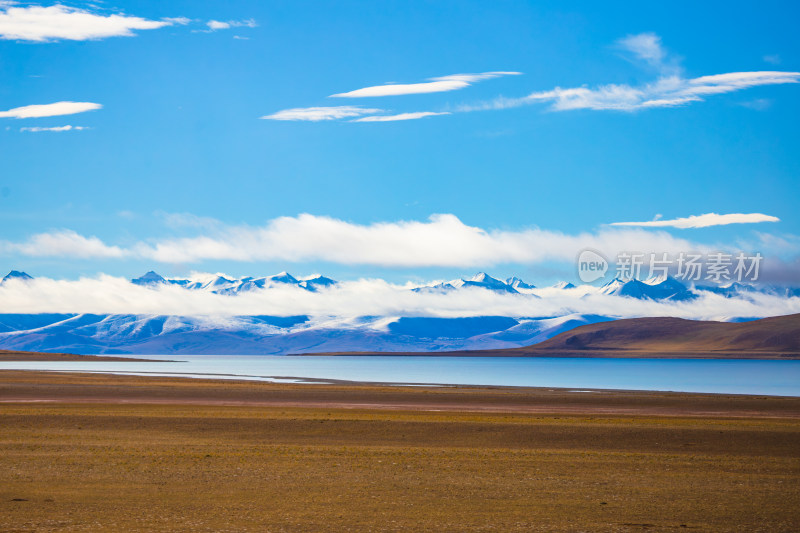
[470,272,500,284]
[696,282,800,299]
[601,278,651,299]
[462,272,518,294]
[552,281,576,290]
[602,276,695,301]
[1,270,33,284]
[506,277,536,290]
[268,272,299,285]
[299,276,337,291]
[644,276,696,301]
[131,271,167,286]
[208,275,235,287]
[130,271,339,295]
[412,281,458,293]
[600,277,626,293]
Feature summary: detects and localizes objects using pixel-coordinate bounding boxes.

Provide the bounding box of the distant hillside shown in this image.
[305,314,800,358]
[522,313,800,357]
[0,350,159,362]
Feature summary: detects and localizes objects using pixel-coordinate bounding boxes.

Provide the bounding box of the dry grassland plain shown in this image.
[1,371,799,532]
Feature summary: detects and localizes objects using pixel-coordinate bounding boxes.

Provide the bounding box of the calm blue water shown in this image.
[2,355,800,396]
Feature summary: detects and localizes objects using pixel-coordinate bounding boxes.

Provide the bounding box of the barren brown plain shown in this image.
[2,370,799,532]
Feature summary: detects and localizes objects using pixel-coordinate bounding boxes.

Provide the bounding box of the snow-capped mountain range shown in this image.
[0,312,615,355]
[0,269,797,355]
[131,270,337,294]
[123,269,794,301]
[6,268,793,300]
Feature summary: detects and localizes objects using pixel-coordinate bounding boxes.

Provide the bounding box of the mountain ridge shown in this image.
[5,270,799,300]
[300,314,800,359]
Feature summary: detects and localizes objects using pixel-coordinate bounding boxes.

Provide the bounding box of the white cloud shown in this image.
[738,98,772,111]
[330,71,521,98]
[353,111,450,122]
[456,33,799,113]
[688,71,800,94]
[158,211,222,230]
[162,17,192,26]
[267,34,798,123]
[1,230,129,259]
[532,71,800,111]
[611,212,780,229]
[460,70,800,113]
[260,106,382,121]
[763,54,781,65]
[207,20,230,30]
[2,213,702,267]
[617,32,665,64]
[6,214,795,270]
[0,4,177,42]
[748,232,800,256]
[614,32,684,77]
[20,125,86,132]
[0,101,101,119]
[133,214,706,266]
[206,18,256,31]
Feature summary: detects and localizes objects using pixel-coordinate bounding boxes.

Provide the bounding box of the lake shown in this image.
[2,355,800,396]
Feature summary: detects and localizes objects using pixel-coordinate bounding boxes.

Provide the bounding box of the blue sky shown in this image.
[1,0,799,285]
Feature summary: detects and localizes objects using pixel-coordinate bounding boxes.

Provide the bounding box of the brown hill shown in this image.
[520,313,800,358]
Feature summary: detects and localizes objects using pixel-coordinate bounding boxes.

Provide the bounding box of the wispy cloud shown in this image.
[458,33,799,113]
[330,72,521,98]
[0,101,101,119]
[206,18,257,31]
[615,32,679,75]
[266,34,798,124]
[610,212,780,229]
[460,71,800,112]
[618,32,665,64]
[162,17,192,26]
[20,125,87,132]
[261,106,382,121]
[353,111,450,122]
[1,229,128,259]
[763,54,781,65]
[738,98,772,111]
[129,214,700,266]
[158,211,223,230]
[0,4,181,42]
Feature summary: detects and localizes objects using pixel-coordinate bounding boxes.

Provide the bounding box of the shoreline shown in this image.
[3,370,800,417]
[292,348,800,359]
[3,367,800,399]
[4,348,800,361]
[0,350,175,362]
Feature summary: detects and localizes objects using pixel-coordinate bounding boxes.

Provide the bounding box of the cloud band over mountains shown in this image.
[1,272,798,319]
